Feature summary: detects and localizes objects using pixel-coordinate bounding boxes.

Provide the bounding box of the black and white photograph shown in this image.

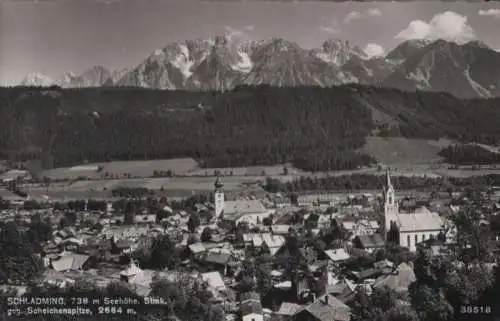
[1,0,500,320]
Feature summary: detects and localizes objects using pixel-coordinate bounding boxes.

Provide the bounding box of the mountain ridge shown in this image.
[17,37,500,98]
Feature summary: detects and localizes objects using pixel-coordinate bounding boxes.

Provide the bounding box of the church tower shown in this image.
[384,168,399,240]
[214,175,224,218]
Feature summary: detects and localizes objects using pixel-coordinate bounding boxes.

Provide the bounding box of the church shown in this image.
[383,169,444,252]
[213,176,273,226]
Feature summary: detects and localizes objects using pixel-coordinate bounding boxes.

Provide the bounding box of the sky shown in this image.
[1,0,500,86]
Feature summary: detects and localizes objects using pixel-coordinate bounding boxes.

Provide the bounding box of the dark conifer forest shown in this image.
[439,144,500,165]
[1,85,500,171]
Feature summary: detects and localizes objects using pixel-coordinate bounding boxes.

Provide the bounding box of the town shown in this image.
[0,164,499,321]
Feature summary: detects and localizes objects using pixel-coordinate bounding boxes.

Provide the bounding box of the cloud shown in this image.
[363,43,385,58]
[395,11,476,44]
[367,8,382,17]
[344,11,362,23]
[319,26,339,34]
[343,8,382,23]
[319,19,340,34]
[478,9,500,18]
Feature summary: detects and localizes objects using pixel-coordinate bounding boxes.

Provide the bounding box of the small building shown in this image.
[134,214,157,225]
[353,234,385,253]
[201,271,226,292]
[373,262,416,294]
[341,220,379,238]
[324,249,350,264]
[294,294,351,321]
[50,252,90,272]
[241,300,264,321]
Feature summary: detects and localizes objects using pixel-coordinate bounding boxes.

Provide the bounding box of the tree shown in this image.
[0,222,44,284]
[262,216,273,226]
[146,235,180,270]
[255,254,273,296]
[188,214,201,233]
[409,284,454,321]
[27,214,53,244]
[453,201,495,263]
[200,227,212,243]
[350,287,400,321]
[409,249,455,321]
[384,306,420,321]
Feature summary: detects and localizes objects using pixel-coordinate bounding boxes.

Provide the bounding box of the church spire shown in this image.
[386,167,392,189]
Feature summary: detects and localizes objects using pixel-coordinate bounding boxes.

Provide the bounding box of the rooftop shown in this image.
[398,208,443,232]
[223,200,267,216]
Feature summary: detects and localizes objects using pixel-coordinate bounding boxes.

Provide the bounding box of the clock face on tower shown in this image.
[216,194,223,200]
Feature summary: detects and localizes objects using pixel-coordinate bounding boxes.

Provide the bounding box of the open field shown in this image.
[19,176,270,201]
[39,158,200,180]
[188,164,305,177]
[11,165,500,202]
[7,137,500,202]
[360,137,454,166]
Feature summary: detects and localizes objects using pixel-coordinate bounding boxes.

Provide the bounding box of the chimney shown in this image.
[324,295,328,305]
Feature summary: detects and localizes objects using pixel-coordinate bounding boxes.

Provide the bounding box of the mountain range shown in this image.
[18,36,500,99]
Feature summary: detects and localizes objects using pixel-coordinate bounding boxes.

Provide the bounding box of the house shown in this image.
[317,215,334,229]
[50,252,90,272]
[348,267,387,283]
[297,194,340,208]
[188,242,207,259]
[353,234,385,253]
[119,260,166,296]
[324,249,350,264]
[202,248,235,276]
[134,214,157,225]
[294,294,351,321]
[201,271,226,292]
[243,233,286,255]
[271,225,291,235]
[241,300,264,321]
[112,238,135,254]
[271,195,292,208]
[277,302,304,320]
[373,262,416,294]
[104,226,150,240]
[59,237,85,251]
[327,278,356,303]
[240,291,261,304]
[341,219,379,237]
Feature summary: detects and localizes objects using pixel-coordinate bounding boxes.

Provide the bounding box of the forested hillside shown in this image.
[1,85,500,171]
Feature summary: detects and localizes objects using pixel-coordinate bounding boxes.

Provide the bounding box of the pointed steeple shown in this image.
[386,167,392,189]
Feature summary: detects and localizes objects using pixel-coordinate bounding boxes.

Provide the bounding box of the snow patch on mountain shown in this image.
[338,72,359,84]
[232,50,253,73]
[170,44,195,78]
[464,67,491,98]
[407,69,431,89]
[314,39,367,67]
